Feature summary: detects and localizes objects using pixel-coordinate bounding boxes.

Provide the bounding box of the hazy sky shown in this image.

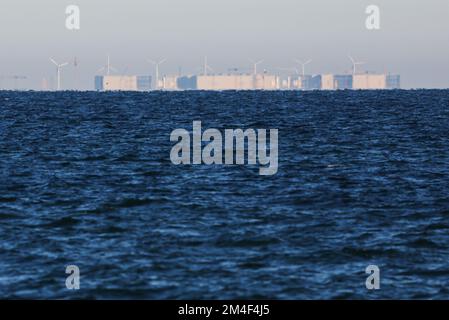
[0,0,448,89]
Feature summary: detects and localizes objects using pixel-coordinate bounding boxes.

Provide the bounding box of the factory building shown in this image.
[307,75,323,90]
[352,74,387,90]
[299,75,315,90]
[254,74,279,90]
[321,74,336,90]
[94,75,152,91]
[295,74,400,90]
[197,74,254,90]
[318,74,353,90]
[278,76,292,89]
[161,75,179,90]
[386,75,401,89]
[281,75,316,90]
[288,76,301,89]
[175,74,279,90]
[334,75,353,89]
[159,72,401,91]
[177,75,197,90]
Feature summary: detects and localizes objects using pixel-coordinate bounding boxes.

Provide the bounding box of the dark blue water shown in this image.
[1,90,449,299]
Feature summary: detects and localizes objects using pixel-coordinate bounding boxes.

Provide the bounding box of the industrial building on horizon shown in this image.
[90,55,400,92]
[94,75,152,91]
[94,72,400,91]
[174,74,279,91]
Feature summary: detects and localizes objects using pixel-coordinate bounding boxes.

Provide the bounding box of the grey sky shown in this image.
[0,0,448,89]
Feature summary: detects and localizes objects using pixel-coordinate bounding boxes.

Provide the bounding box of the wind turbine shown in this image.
[249,59,264,75]
[147,58,167,90]
[203,56,214,76]
[348,55,365,75]
[97,54,118,75]
[294,59,312,77]
[50,58,68,91]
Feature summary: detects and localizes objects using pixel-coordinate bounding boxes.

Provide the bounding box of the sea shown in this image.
[0,89,448,299]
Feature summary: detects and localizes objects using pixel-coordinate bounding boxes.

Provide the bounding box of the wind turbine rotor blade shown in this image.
[60,63,69,67]
[147,59,156,65]
[50,58,58,66]
[159,59,167,65]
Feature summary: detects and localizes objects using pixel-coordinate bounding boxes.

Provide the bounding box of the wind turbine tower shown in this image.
[203,56,213,76]
[50,58,68,91]
[98,54,118,75]
[348,55,366,75]
[294,59,312,77]
[249,59,264,75]
[148,58,167,90]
